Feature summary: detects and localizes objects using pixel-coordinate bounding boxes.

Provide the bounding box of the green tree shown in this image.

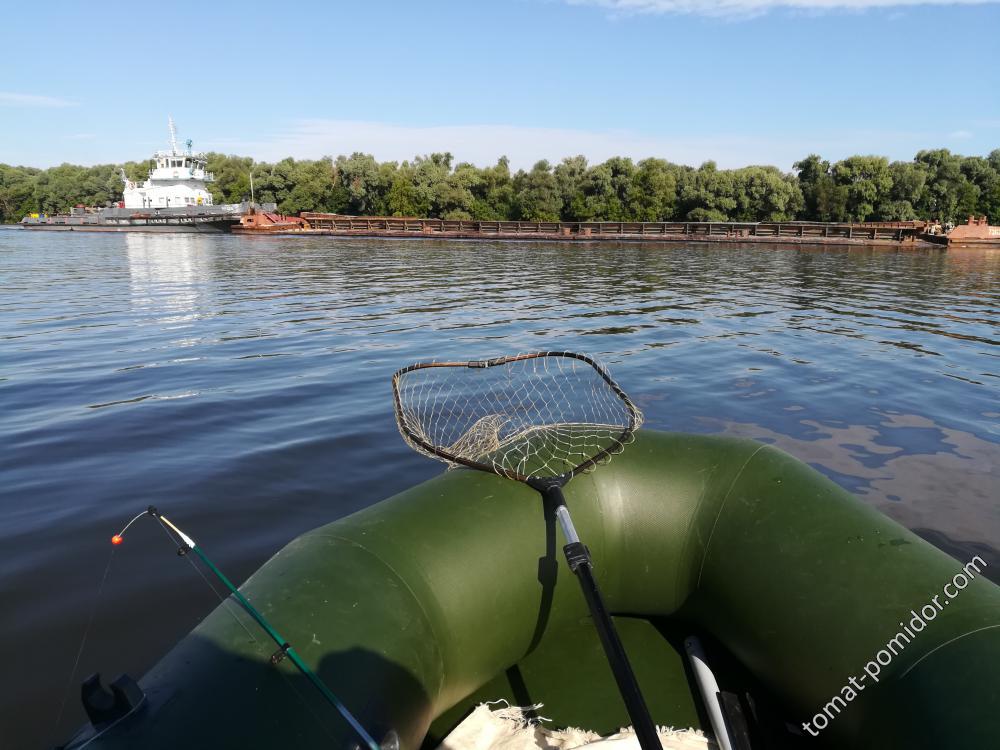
[795,154,851,221]
[677,162,738,221]
[5,146,999,226]
[335,153,376,213]
[877,161,928,220]
[959,155,998,223]
[913,149,970,223]
[831,156,892,221]
[0,165,38,221]
[288,157,342,214]
[730,166,803,221]
[515,160,562,221]
[554,156,589,221]
[386,166,420,217]
[205,154,254,203]
[978,150,1000,222]
[436,161,479,219]
[469,157,515,220]
[581,157,636,221]
[627,158,678,221]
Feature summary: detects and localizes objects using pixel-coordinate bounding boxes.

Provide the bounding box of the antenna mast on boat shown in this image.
[168,116,179,155]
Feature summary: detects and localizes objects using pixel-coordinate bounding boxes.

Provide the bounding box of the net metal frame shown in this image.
[391,352,643,484]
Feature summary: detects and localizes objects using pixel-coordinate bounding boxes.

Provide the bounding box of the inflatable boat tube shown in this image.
[64,431,1000,749]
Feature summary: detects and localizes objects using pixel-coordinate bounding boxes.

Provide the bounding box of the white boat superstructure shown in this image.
[120,118,215,209]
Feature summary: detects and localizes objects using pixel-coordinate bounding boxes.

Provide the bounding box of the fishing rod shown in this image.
[112,506,380,750]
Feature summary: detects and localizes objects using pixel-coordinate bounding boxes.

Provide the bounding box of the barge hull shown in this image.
[234,226,942,249]
[21,221,232,233]
[234,214,955,248]
[20,203,249,234]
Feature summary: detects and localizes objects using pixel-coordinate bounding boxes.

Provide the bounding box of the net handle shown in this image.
[390,351,642,485]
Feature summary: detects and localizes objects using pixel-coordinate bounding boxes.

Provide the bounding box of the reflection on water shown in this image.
[125,233,209,320]
[0,232,997,749]
[719,412,998,553]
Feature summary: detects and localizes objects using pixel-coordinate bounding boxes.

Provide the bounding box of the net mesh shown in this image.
[393,353,642,481]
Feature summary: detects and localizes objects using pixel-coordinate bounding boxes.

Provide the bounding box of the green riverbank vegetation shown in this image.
[2,149,998,225]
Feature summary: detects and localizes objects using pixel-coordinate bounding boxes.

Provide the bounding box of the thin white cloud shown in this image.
[568,0,998,18]
[0,91,75,107]
[204,118,938,171]
[948,129,974,139]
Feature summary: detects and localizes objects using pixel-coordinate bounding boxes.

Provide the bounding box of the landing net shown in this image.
[392,352,642,482]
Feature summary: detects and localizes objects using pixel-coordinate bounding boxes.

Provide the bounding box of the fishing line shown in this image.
[148,514,343,745]
[53,547,116,737]
[110,506,379,750]
[269,655,346,745]
[148,513,342,745]
[150,512,258,645]
[69,694,147,750]
[110,509,149,544]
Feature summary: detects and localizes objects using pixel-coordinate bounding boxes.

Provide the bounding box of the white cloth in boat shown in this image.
[438,702,713,750]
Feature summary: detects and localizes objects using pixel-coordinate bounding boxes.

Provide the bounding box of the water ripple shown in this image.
[0,231,997,749]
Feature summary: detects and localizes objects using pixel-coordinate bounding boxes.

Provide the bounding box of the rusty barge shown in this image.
[234,211,1000,249]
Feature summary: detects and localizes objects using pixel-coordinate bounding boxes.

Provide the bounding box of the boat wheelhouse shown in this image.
[120,118,214,209]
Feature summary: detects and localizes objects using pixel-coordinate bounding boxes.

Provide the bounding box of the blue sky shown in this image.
[1,0,997,170]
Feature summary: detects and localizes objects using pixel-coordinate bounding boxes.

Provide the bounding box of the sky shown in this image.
[1,0,998,171]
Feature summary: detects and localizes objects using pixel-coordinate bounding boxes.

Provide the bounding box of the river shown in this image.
[1,230,997,749]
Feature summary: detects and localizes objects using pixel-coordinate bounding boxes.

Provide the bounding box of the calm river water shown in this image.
[1,230,998,749]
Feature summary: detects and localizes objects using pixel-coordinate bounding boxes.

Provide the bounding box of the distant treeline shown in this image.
[2,148,998,225]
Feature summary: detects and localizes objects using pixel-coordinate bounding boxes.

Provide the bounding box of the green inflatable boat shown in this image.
[62,431,1000,749]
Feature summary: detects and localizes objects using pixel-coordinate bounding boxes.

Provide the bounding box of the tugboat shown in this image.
[120,117,216,211]
[20,118,249,233]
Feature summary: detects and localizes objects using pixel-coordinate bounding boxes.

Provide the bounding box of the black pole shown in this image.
[539,484,660,750]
